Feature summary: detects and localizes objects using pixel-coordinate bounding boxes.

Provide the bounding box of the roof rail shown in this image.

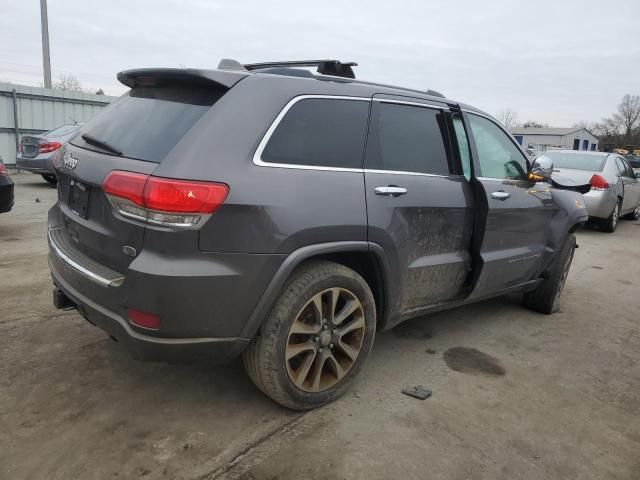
[215,58,445,97]
[217,59,358,79]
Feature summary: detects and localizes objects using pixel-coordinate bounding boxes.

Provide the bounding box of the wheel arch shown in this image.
[240,241,392,340]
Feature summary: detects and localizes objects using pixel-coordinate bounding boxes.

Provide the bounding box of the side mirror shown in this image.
[528,155,553,182]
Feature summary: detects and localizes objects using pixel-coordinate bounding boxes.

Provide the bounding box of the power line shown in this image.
[0,60,119,82]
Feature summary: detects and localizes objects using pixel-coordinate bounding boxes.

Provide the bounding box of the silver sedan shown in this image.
[546,150,640,232]
[16,123,82,184]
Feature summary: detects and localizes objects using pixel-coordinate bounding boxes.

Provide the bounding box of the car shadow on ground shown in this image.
[14,178,57,189]
[18,291,524,425]
[70,292,524,409]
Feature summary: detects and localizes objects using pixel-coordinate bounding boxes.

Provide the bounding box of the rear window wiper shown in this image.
[81,133,123,156]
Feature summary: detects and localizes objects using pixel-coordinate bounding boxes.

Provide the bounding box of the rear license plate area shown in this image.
[68,180,90,219]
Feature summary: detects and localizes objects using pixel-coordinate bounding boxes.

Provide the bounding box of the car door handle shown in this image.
[374,186,408,197]
[491,191,511,200]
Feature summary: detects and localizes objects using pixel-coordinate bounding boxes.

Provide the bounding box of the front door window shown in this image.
[467,114,527,180]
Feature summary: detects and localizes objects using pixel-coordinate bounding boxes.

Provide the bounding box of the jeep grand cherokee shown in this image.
[48,59,587,409]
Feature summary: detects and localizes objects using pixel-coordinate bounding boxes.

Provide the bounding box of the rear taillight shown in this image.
[0,163,7,176]
[102,170,229,228]
[39,141,62,154]
[590,174,609,191]
[102,171,147,206]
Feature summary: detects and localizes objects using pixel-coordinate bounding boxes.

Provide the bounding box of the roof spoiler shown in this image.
[218,59,358,79]
[117,68,248,89]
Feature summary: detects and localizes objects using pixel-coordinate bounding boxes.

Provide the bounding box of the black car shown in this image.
[0,157,14,214]
[625,154,640,170]
[48,59,588,409]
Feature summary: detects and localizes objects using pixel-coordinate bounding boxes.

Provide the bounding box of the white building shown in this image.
[509,127,599,152]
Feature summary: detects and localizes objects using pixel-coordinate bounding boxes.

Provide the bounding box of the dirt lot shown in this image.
[1,173,639,480]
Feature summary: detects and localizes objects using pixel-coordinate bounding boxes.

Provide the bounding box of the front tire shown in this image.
[242,261,376,410]
[600,200,620,232]
[524,234,576,314]
[41,174,57,185]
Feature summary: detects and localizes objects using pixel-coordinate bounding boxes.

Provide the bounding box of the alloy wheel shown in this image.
[612,203,619,227]
[285,288,365,392]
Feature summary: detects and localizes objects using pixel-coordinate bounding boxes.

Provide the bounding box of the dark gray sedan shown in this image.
[16,123,82,184]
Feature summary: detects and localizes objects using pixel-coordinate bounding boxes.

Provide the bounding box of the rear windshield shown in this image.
[545,152,607,171]
[71,85,224,163]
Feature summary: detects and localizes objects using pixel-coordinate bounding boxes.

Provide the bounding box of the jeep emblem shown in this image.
[63,151,78,170]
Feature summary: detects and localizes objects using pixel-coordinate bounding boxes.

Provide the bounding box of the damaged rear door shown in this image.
[364,96,475,316]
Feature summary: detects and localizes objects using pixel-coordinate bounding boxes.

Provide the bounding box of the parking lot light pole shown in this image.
[40,0,52,89]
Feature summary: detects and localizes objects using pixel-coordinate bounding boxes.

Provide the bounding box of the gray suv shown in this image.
[48,59,588,409]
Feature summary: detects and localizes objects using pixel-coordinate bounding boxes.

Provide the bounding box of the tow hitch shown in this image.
[53,288,77,311]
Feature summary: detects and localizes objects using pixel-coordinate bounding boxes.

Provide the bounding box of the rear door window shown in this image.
[261,98,369,169]
[626,161,637,178]
[615,157,629,177]
[616,157,634,178]
[72,85,225,163]
[365,102,451,175]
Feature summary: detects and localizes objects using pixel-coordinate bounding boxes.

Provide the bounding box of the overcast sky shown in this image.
[2,0,639,125]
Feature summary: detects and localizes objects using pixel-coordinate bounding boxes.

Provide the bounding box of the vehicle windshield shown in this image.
[545,152,607,171]
[45,124,81,137]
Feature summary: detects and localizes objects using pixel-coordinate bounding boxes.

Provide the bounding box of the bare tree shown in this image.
[572,120,598,133]
[53,74,84,92]
[612,94,640,142]
[521,120,548,128]
[593,118,620,137]
[496,108,519,129]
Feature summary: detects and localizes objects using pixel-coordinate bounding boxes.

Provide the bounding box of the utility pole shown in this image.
[40,0,52,88]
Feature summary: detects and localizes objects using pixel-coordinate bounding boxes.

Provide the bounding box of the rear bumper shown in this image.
[583,189,617,219]
[47,205,285,363]
[51,277,249,363]
[16,154,55,174]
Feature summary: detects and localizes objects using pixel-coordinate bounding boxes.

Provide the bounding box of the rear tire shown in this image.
[523,234,576,315]
[600,200,620,233]
[41,174,57,185]
[242,261,376,410]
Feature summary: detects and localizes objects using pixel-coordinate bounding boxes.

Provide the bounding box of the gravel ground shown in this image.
[1,173,639,480]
